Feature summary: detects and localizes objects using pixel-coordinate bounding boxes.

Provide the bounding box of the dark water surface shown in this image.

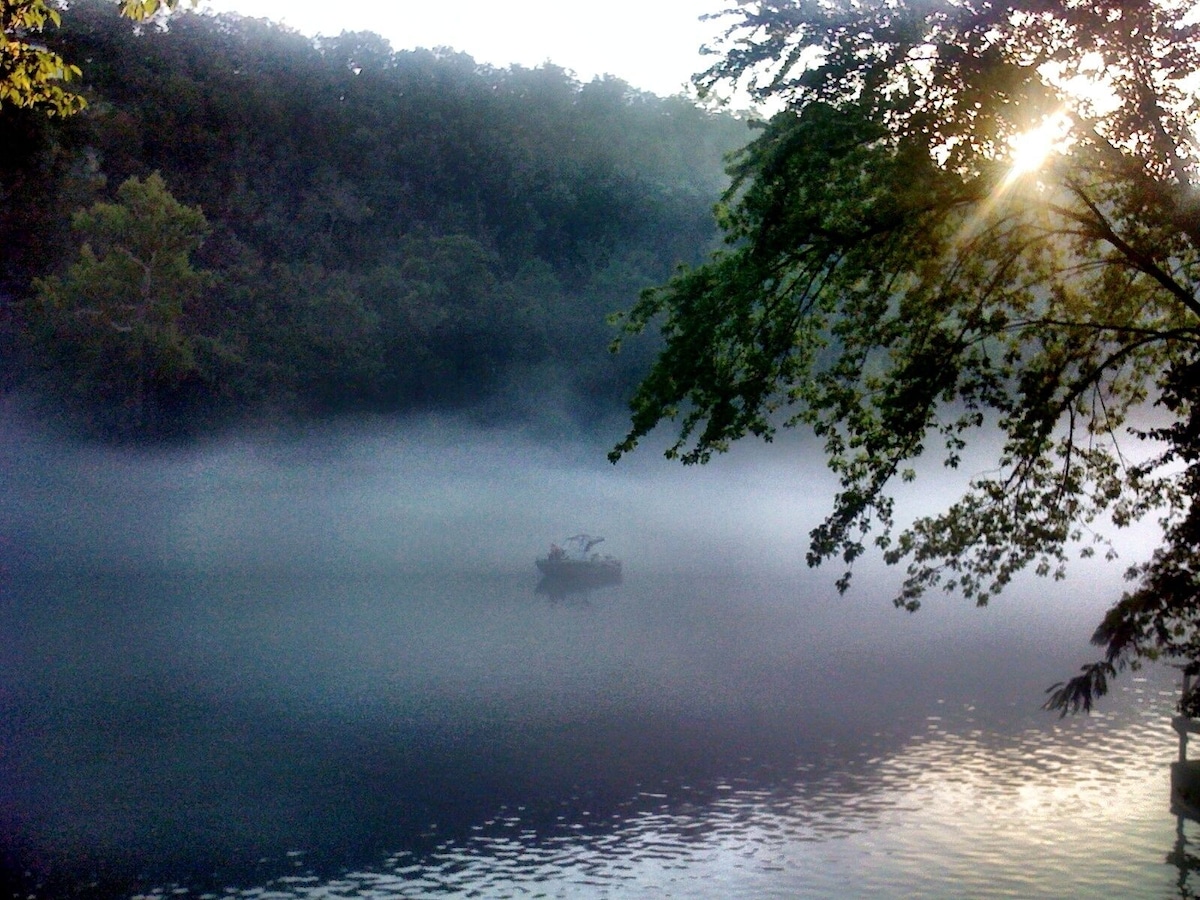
[0,418,1194,897]
[1,568,1194,899]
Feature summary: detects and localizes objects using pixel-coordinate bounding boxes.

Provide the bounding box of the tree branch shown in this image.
[1049,182,1200,321]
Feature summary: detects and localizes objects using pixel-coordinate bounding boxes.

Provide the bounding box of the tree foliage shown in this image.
[611,0,1200,712]
[0,0,748,435]
[1,0,192,114]
[26,172,221,431]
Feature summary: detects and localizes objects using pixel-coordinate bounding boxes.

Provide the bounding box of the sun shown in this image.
[1006,112,1073,178]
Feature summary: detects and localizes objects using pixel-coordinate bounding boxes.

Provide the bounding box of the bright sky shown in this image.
[199,0,729,98]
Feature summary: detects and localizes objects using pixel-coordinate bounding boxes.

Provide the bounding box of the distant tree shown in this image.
[1,4,745,430]
[611,0,1200,713]
[27,172,217,430]
[240,261,383,413]
[1,0,194,114]
[374,233,510,400]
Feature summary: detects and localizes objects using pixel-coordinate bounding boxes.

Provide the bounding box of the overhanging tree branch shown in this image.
[617,0,1200,714]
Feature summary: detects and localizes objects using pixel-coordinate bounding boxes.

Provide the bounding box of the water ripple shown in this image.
[137,674,1195,900]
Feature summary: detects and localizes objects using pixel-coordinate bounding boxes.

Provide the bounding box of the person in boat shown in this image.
[549,543,564,561]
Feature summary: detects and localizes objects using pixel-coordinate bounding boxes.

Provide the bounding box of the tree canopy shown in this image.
[1,1,192,114]
[26,172,221,430]
[611,0,1200,713]
[0,0,748,437]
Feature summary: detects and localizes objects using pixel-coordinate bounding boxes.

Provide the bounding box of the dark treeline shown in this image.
[0,0,748,439]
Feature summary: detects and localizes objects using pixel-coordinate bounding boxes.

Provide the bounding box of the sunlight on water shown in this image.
[225,706,1176,899]
[100,654,1192,900]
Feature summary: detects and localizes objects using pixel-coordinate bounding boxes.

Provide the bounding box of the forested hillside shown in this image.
[0,0,748,439]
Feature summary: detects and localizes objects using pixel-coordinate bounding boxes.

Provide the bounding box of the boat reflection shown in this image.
[535,569,623,602]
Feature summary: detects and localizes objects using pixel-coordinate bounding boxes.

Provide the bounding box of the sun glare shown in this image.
[1005,112,1073,179]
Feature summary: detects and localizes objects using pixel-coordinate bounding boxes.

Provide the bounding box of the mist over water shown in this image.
[0,409,1189,897]
[3,411,828,576]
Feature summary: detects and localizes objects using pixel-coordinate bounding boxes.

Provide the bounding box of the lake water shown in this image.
[2,418,1196,898]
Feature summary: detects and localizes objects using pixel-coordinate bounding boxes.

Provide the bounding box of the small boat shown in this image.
[536,534,622,582]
